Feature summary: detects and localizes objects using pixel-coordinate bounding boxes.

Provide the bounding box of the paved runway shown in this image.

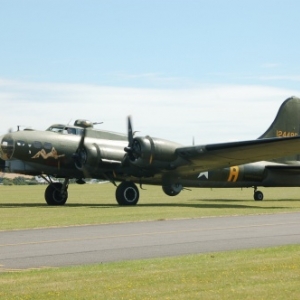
[1,212,300,271]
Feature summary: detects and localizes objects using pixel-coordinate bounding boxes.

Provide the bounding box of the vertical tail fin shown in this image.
[259,96,300,163]
[259,97,300,139]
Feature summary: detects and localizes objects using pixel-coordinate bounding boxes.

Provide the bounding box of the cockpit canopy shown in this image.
[46,119,94,135]
[46,125,84,135]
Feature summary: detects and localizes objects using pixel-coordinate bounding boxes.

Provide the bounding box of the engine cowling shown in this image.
[74,143,100,171]
[127,136,180,169]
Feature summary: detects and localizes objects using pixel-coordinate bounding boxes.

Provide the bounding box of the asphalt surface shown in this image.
[1,212,300,271]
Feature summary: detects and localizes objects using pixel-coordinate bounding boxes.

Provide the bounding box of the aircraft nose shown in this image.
[0,134,15,160]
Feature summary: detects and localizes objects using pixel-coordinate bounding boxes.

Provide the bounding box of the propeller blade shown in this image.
[124,116,133,154]
[78,128,86,149]
[123,116,143,162]
[72,128,87,169]
[127,116,133,146]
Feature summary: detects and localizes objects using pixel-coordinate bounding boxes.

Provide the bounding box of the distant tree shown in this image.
[3,178,13,185]
[13,177,28,185]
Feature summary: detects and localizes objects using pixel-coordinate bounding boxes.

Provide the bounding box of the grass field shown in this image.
[1,184,300,230]
[1,245,299,299]
[1,184,300,299]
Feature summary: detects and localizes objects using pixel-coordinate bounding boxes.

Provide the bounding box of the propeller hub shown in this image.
[124,139,142,161]
[73,148,87,170]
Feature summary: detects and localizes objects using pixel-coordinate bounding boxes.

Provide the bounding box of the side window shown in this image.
[66,127,76,135]
[16,141,26,147]
[77,128,84,136]
[44,142,52,150]
[33,141,42,149]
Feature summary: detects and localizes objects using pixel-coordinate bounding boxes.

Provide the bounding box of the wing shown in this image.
[175,136,300,173]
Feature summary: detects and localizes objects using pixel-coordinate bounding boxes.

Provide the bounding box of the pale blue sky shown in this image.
[1,1,300,144]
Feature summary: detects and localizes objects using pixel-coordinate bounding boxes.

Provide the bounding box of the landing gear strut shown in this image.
[253,187,264,201]
[116,181,139,205]
[44,178,69,205]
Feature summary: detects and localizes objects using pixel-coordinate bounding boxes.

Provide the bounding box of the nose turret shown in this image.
[0,134,15,160]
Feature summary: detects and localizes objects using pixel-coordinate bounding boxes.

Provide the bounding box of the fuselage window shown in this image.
[33,141,42,149]
[16,141,26,147]
[44,142,52,150]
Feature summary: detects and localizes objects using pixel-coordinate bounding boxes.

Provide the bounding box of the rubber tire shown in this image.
[116,181,139,205]
[45,183,68,205]
[254,190,264,201]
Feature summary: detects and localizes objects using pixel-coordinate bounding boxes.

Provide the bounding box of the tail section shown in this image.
[259,97,300,139]
[259,96,300,163]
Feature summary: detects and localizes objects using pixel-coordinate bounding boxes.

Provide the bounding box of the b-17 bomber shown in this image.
[1,97,300,205]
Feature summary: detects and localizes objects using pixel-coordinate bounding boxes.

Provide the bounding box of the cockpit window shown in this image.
[46,125,83,135]
[47,126,65,133]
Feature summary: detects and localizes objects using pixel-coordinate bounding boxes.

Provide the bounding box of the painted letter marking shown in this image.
[227,166,239,182]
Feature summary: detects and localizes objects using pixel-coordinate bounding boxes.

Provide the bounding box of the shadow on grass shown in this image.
[0,203,117,208]
[138,203,287,209]
[190,198,300,202]
[0,201,288,210]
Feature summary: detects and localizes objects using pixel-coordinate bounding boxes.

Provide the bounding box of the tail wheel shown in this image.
[254,190,264,201]
[45,183,68,205]
[116,181,139,205]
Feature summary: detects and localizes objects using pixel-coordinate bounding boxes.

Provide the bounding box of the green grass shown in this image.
[1,245,299,299]
[1,184,300,230]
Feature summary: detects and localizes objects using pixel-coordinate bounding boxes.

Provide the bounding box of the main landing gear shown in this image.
[44,178,69,205]
[115,181,140,205]
[253,187,264,201]
[42,177,139,206]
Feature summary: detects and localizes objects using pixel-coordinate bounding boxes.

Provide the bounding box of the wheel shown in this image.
[116,181,139,205]
[45,183,68,205]
[254,190,264,201]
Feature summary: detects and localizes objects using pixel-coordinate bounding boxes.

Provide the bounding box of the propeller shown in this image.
[124,117,141,161]
[72,128,94,180]
[72,128,87,170]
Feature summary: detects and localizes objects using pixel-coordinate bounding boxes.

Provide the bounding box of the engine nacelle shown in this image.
[75,143,100,171]
[128,136,181,169]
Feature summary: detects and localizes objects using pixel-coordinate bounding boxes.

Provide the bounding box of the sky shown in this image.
[1,0,300,145]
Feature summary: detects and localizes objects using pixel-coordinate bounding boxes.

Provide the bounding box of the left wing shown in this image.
[175,136,300,172]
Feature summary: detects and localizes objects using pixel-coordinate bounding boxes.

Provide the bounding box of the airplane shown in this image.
[1,96,300,205]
